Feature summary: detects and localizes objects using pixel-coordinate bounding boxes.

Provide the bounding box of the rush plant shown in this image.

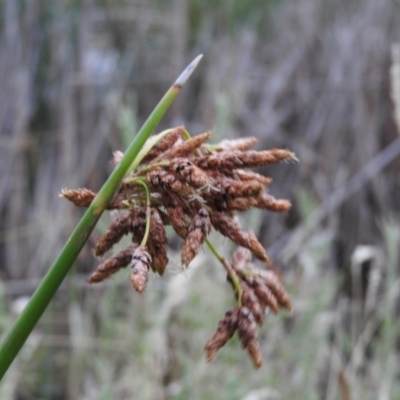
[0,55,203,380]
[62,126,297,368]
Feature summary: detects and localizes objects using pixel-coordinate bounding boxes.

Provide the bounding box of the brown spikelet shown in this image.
[217,177,262,198]
[141,126,184,163]
[247,337,263,368]
[153,131,212,162]
[161,191,189,237]
[224,196,255,211]
[252,280,280,314]
[60,188,96,207]
[219,137,258,151]
[233,169,273,186]
[60,188,124,209]
[211,212,270,264]
[259,270,292,310]
[204,308,239,362]
[130,246,151,293]
[94,212,133,256]
[197,149,297,170]
[147,209,168,275]
[240,283,265,324]
[181,208,211,267]
[237,307,262,368]
[88,245,137,283]
[255,192,292,212]
[172,158,210,188]
[146,168,194,197]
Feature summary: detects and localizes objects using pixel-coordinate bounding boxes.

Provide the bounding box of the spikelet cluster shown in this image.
[60,126,297,368]
[205,247,291,368]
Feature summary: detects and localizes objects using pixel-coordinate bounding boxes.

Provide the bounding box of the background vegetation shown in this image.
[1,0,400,398]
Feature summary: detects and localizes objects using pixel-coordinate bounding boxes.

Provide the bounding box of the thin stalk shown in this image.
[137,182,151,247]
[0,55,203,380]
[204,238,243,305]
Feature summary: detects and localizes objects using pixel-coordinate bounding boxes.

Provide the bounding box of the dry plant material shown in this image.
[61,127,297,368]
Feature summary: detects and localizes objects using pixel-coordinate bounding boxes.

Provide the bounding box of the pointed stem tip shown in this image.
[174,54,203,88]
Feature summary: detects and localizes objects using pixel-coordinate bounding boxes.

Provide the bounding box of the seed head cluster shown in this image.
[60,126,297,368]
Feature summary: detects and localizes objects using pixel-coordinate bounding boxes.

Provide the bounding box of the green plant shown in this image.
[0,55,203,380]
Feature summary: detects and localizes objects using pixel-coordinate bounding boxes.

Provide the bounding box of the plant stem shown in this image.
[0,55,203,381]
[137,182,151,247]
[204,238,243,305]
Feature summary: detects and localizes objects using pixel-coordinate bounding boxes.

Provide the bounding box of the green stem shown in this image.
[137,182,151,247]
[204,238,243,305]
[0,55,203,380]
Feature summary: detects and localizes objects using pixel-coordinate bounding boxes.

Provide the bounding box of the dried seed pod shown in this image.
[60,188,96,207]
[153,131,212,162]
[147,209,168,275]
[224,196,255,211]
[255,192,292,213]
[225,192,291,213]
[219,137,258,151]
[204,308,239,362]
[259,270,292,310]
[240,282,265,325]
[147,168,194,197]
[181,208,211,267]
[233,169,273,186]
[211,212,270,264]
[197,149,297,170]
[60,188,123,209]
[94,212,133,256]
[130,246,151,293]
[161,191,189,237]
[172,158,210,188]
[247,337,263,368]
[216,176,262,198]
[88,245,137,283]
[252,280,280,314]
[237,307,257,346]
[141,126,184,163]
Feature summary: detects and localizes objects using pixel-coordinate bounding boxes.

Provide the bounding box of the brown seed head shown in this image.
[181,208,211,267]
[211,212,270,264]
[60,188,96,208]
[237,306,258,347]
[147,209,168,275]
[204,308,239,362]
[94,212,133,256]
[172,158,210,188]
[233,169,273,186]
[240,282,265,325]
[197,149,297,170]
[147,168,194,197]
[88,245,137,283]
[153,131,212,163]
[219,137,258,151]
[259,270,292,310]
[130,246,151,293]
[255,192,292,213]
[141,126,184,163]
[216,176,262,198]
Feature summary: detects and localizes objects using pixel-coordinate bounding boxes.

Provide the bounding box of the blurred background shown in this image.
[1,0,400,399]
